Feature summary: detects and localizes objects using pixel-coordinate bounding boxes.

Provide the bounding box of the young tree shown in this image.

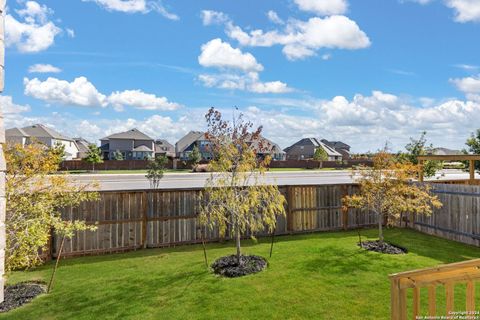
[313,147,328,161]
[146,155,168,189]
[343,151,442,245]
[84,144,103,172]
[5,142,99,271]
[397,131,442,178]
[199,108,286,264]
[189,145,202,170]
[112,150,124,161]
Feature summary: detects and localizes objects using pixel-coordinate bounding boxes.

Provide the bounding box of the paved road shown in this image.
[69,170,478,191]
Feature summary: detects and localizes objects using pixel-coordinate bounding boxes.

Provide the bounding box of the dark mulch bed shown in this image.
[0,282,46,313]
[211,255,268,278]
[359,240,407,254]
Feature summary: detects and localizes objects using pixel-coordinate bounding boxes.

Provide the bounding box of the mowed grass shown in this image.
[2,228,480,320]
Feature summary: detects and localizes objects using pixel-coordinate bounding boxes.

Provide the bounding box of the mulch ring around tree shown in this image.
[0,281,46,313]
[211,255,268,278]
[359,240,407,254]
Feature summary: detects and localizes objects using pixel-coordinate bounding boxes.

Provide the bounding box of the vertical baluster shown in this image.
[445,283,454,315]
[428,285,436,316]
[399,288,407,320]
[466,281,475,312]
[413,287,421,320]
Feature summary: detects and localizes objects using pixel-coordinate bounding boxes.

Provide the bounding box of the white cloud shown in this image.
[451,75,480,93]
[24,77,108,107]
[201,10,229,25]
[197,39,292,94]
[23,76,182,111]
[108,89,181,111]
[294,0,348,15]
[267,10,284,24]
[0,95,31,115]
[445,0,480,22]
[83,0,179,19]
[198,72,293,94]
[66,28,75,38]
[454,64,479,71]
[224,15,370,60]
[198,38,264,72]
[28,64,62,73]
[5,1,62,53]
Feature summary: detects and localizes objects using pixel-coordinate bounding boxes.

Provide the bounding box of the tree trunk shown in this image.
[47,236,65,293]
[92,162,95,173]
[235,225,241,265]
[378,213,384,244]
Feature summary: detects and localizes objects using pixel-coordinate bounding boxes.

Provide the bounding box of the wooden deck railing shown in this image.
[390,259,480,319]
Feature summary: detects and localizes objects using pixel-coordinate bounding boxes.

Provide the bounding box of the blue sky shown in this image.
[4,0,480,152]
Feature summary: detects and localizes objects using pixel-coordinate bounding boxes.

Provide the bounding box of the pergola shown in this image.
[417,155,480,184]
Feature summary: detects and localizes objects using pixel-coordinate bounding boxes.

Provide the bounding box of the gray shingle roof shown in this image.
[132,145,153,152]
[12,124,73,141]
[6,127,29,137]
[101,128,153,141]
[175,131,206,153]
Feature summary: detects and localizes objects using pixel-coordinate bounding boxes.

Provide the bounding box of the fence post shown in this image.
[286,186,294,232]
[341,185,348,230]
[141,191,148,249]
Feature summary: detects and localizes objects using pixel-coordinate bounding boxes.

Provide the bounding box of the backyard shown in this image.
[3,228,480,320]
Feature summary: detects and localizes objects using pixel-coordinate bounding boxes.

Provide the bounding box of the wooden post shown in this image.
[419,159,424,182]
[469,160,475,184]
[390,279,400,320]
[141,192,148,249]
[341,185,348,230]
[286,186,294,232]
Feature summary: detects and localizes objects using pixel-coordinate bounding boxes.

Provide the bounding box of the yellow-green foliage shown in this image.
[199,108,286,258]
[5,142,98,271]
[343,151,442,242]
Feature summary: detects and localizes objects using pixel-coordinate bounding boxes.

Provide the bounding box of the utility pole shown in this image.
[0,0,6,303]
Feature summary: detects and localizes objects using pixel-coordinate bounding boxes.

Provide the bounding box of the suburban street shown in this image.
[69,169,478,191]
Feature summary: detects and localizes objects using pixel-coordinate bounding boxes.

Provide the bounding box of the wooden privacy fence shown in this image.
[390,259,480,319]
[412,183,480,247]
[52,184,376,258]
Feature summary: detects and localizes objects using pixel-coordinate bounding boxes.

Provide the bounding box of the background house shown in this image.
[175,131,212,161]
[155,139,175,158]
[74,138,91,159]
[100,128,155,160]
[248,135,286,161]
[284,138,343,161]
[321,140,351,160]
[6,124,79,160]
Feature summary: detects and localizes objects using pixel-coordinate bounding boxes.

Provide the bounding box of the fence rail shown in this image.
[390,259,480,319]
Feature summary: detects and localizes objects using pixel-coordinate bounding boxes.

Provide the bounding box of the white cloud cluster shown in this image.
[108,89,181,111]
[198,38,263,72]
[451,75,480,102]
[445,0,480,22]
[199,73,292,94]
[267,10,284,24]
[201,10,229,25]
[83,0,179,20]
[294,0,348,15]
[23,76,181,111]
[10,90,480,151]
[202,10,370,61]
[198,39,292,94]
[5,1,63,53]
[28,64,62,73]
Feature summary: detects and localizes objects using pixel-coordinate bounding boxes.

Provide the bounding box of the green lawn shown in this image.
[3,228,480,320]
